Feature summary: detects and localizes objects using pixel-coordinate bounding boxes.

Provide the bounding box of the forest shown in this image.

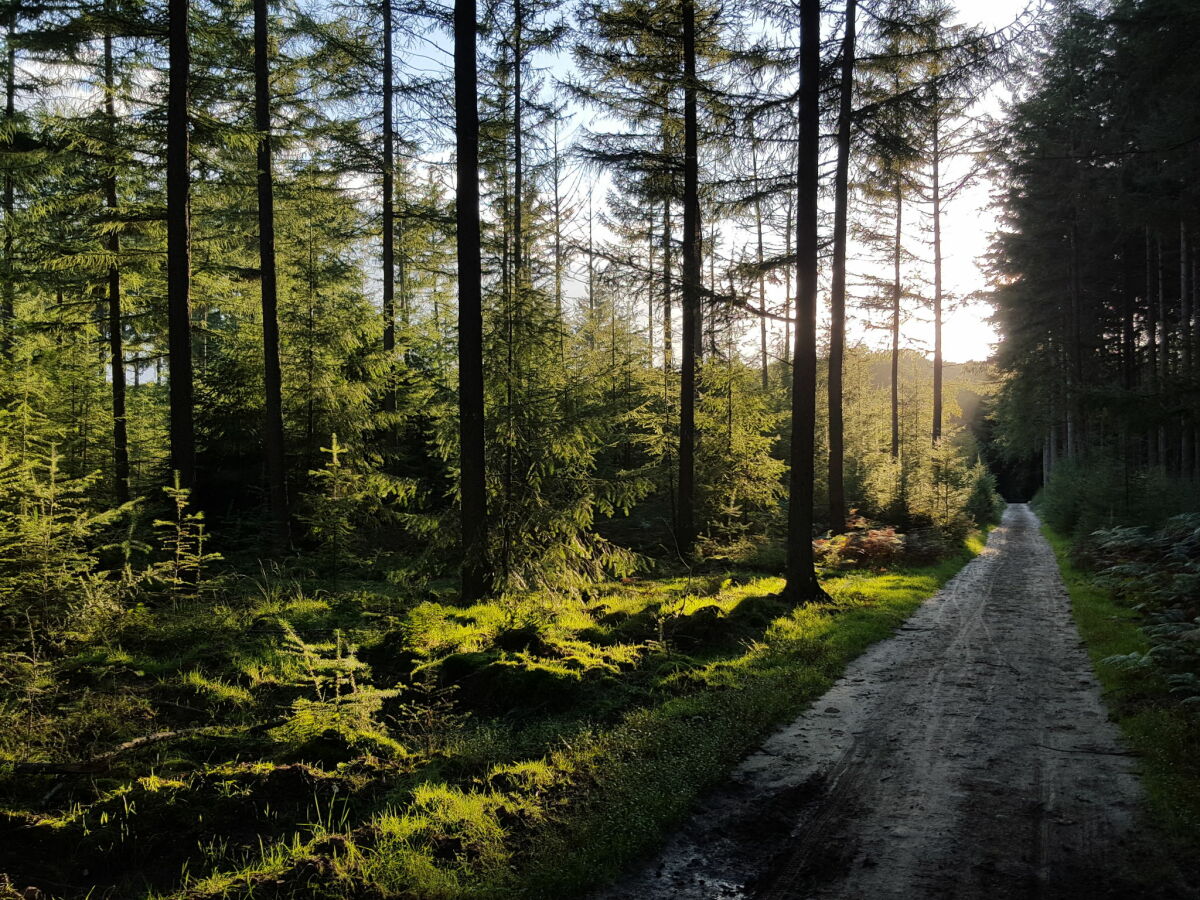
[0,0,1197,896]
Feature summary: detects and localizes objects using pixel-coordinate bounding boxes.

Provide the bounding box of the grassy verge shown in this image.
[508,540,987,899]
[0,537,987,900]
[1042,527,1200,857]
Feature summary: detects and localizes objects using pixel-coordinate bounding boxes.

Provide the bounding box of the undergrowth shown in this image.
[0,537,985,899]
[1043,526,1200,870]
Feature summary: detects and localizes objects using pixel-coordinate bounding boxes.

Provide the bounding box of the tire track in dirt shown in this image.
[596,504,1167,900]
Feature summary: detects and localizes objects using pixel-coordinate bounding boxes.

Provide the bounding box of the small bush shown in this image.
[814,527,904,570]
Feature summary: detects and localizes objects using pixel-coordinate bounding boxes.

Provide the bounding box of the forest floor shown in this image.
[0,526,987,899]
[599,504,1190,900]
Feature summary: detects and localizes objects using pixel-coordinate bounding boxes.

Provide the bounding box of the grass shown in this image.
[1042,527,1200,862]
[0,538,987,899]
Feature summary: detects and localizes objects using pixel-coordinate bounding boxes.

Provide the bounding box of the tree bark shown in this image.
[254,0,289,545]
[381,0,396,416]
[1121,240,1135,391]
[748,137,768,391]
[751,131,768,391]
[677,0,701,553]
[662,199,672,374]
[784,0,823,604]
[553,120,564,359]
[455,0,490,601]
[167,0,196,491]
[1157,233,1168,468]
[1181,220,1192,477]
[103,22,130,504]
[1146,228,1157,468]
[891,176,902,460]
[1,27,13,361]
[931,100,944,446]
[513,0,523,286]
[828,0,855,530]
[784,191,792,369]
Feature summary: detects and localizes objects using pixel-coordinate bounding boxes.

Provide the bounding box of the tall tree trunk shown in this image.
[455,0,489,601]
[891,176,902,460]
[1181,220,1192,477]
[1146,228,1158,468]
[167,0,196,491]
[1068,210,1082,458]
[1194,255,1199,479]
[784,191,792,369]
[748,144,768,391]
[647,217,655,362]
[931,102,944,446]
[1121,241,1135,391]
[501,0,524,589]
[381,0,396,415]
[828,0,855,530]
[751,132,768,391]
[104,24,130,504]
[1157,233,1168,469]
[677,0,701,553]
[553,120,564,359]
[1,27,13,361]
[662,199,672,374]
[587,192,595,320]
[255,0,289,544]
[784,0,823,604]
[513,0,523,286]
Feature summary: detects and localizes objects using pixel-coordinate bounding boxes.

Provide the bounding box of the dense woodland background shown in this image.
[0,0,1197,896]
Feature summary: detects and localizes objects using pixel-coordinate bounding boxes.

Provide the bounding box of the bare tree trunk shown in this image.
[1181,220,1192,477]
[784,191,792,369]
[891,177,902,460]
[501,0,524,590]
[104,21,130,504]
[784,0,824,604]
[1146,227,1157,468]
[678,0,701,553]
[647,217,655,362]
[751,130,768,391]
[553,120,564,359]
[931,101,943,446]
[662,200,672,375]
[513,0,523,287]
[1158,233,1168,469]
[381,0,396,416]
[455,0,490,601]
[1122,241,1135,391]
[255,0,289,545]
[1,26,13,361]
[828,0,855,531]
[167,0,196,491]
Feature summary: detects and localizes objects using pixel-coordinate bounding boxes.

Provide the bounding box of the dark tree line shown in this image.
[992,0,1200,524]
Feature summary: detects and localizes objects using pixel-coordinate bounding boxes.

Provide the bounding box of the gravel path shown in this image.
[598,504,1159,900]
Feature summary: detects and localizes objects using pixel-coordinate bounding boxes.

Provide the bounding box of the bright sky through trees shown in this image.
[893,0,1032,362]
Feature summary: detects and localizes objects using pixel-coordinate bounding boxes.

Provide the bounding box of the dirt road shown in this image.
[599,504,1160,900]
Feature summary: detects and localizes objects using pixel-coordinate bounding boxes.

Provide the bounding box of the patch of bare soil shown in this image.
[598,504,1185,900]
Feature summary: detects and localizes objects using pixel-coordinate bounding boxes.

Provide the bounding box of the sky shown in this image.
[890,0,1037,363]
[547,0,1041,365]
[376,0,1041,366]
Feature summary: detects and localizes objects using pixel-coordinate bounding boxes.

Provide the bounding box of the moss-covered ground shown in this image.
[0,537,986,899]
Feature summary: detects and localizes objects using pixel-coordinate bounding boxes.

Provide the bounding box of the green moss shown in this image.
[3,539,987,900]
